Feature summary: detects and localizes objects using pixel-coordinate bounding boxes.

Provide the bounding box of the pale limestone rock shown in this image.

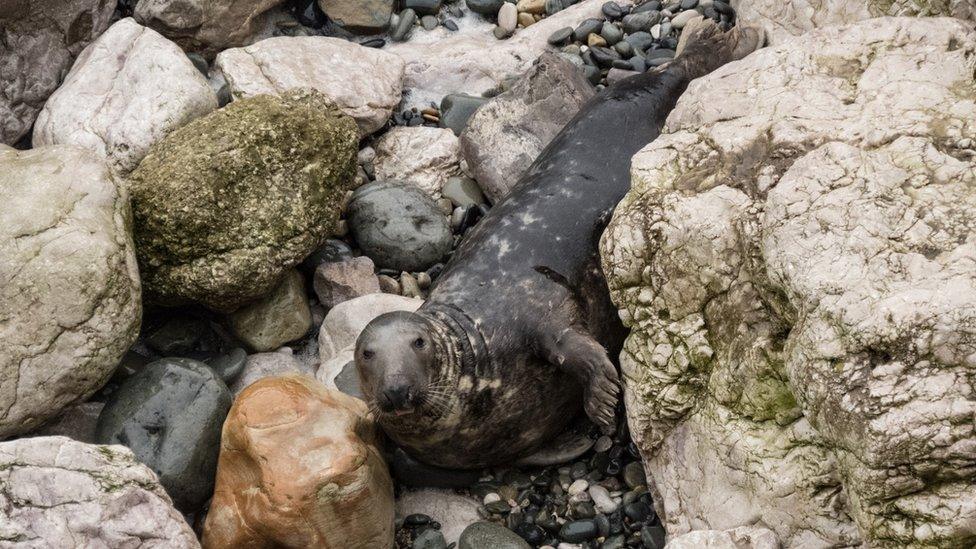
[374,127,463,199]
[0,0,114,145]
[313,256,381,309]
[0,436,198,548]
[600,17,976,548]
[228,269,312,352]
[667,527,780,549]
[387,0,628,107]
[460,52,594,203]
[215,36,405,137]
[33,18,217,175]
[316,294,422,388]
[0,146,141,439]
[134,0,281,54]
[731,0,976,44]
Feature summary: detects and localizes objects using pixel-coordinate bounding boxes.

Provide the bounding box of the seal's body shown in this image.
[356,21,764,468]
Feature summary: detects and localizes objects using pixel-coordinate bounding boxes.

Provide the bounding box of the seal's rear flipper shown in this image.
[540,326,620,433]
[674,18,766,80]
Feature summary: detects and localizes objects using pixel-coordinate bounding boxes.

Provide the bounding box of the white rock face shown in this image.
[601,17,976,548]
[215,36,405,137]
[0,436,199,548]
[387,0,629,106]
[230,348,315,395]
[731,0,976,43]
[374,127,463,198]
[316,293,422,388]
[0,146,141,439]
[33,18,217,175]
[666,527,780,549]
[396,489,481,543]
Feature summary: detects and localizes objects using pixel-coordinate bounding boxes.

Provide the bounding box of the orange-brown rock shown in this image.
[202,375,394,549]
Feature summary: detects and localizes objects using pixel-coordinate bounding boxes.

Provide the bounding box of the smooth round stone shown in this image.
[546,0,564,14]
[443,176,486,207]
[713,0,733,13]
[611,59,633,70]
[414,528,448,549]
[205,347,247,384]
[614,40,633,57]
[466,0,505,14]
[589,46,620,66]
[601,1,624,18]
[670,9,699,27]
[623,461,647,488]
[589,485,618,514]
[186,52,208,76]
[459,522,531,549]
[443,18,459,30]
[498,2,518,31]
[95,358,232,512]
[559,520,598,543]
[404,0,442,15]
[573,500,596,519]
[601,534,626,549]
[600,21,623,44]
[439,94,489,135]
[513,522,547,545]
[634,0,661,11]
[568,479,589,496]
[572,18,602,42]
[623,500,653,523]
[548,26,573,45]
[621,11,659,33]
[391,8,417,40]
[299,238,354,277]
[392,448,482,488]
[347,180,452,272]
[421,14,439,29]
[640,524,666,549]
[583,65,601,84]
[494,25,514,39]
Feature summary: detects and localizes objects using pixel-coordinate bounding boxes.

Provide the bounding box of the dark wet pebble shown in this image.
[602,534,626,549]
[624,500,653,523]
[413,528,448,549]
[614,39,634,57]
[611,59,633,70]
[641,524,667,549]
[601,1,624,18]
[573,18,602,41]
[589,46,620,66]
[560,519,598,543]
[300,238,354,277]
[361,37,386,47]
[205,347,246,384]
[513,522,547,545]
[583,64,601,84]
[443,19,459,30]
[623,461,647,488]
[421,14,439,29]
[625,30,654,51]
[440,93,489,135]
[391,8,417,41]
[548,26,573,45]
[466,0,505,15]
[634,0,661,11]
[600,21,623,44]
[404,0,442,15]
[622,10,660,33]
[405,513,432,526]
[546,0,565,15]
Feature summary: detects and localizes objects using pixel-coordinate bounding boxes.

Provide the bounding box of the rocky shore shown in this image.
[2,0,975,548]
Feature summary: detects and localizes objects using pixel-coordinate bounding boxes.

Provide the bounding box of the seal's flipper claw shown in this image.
[541,327,621,432]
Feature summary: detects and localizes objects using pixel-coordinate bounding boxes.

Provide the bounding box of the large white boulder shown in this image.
[215,36,405,137]
[33,18,217,174]
[373,126,463,199]
[731,0,976,44]
[0,436,198,548]
[601,17,976,548]
[0,145,141,439]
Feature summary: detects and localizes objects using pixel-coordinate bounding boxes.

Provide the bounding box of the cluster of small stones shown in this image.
[395,419,665,549]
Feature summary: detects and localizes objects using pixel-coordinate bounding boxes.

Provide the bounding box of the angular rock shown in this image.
[387,0,622,106]
[0,145,141,439]
[134,0,280,54]
[215,36,405,137]
[202,376,394,548]
[667,527,781,549]
[0,0,114,145]
[374,126,463,198]
[313,256,381,309]
[460,52,594,202]
[601,17,976,548]
[347,180,453,272]
[732,0,976,44]
[229,349,315,395]
[128,88,358,312]
[316,293,422,389]
[318,0,396,33]
[396,489,482,543]
[96,358,232,512]
[228,269,312,352]
[0,437,198,548]
[33,18,217,175]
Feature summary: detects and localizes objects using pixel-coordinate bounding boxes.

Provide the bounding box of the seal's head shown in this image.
[355,311,447,417]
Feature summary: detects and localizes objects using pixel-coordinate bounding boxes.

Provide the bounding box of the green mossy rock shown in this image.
[128,89,358,312]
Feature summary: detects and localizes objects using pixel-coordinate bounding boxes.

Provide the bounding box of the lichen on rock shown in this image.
[601,17,976,548]
[127,88,359,312]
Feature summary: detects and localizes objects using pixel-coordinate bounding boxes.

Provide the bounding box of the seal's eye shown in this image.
[413,337,426,349]
[362,350,374,360]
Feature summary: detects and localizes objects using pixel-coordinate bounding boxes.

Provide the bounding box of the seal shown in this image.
[356,20,765,468]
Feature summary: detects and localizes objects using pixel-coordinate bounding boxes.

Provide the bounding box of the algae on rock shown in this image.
[128,88,358,312]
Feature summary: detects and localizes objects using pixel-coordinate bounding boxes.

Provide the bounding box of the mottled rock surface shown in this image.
[460,52,594,203]
[0,0,114,145]
[396,489,481,543]
[666,527,781,548]
[128,89,357,312]
[318,0,395,33]
[0,436,198,548]
[229,349,314,395]
[33,18,217,174]
[215,36,405,137]
[313,256,381,309]
[228,269,312,352]
[0,145,141,439]
[202,376,394,549]
[601,17,976,548]
[374,126,462,199]
[731,0,976,43]
[134,0,281,54]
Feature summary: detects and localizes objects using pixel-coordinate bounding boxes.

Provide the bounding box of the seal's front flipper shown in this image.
[540,327,620,432]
